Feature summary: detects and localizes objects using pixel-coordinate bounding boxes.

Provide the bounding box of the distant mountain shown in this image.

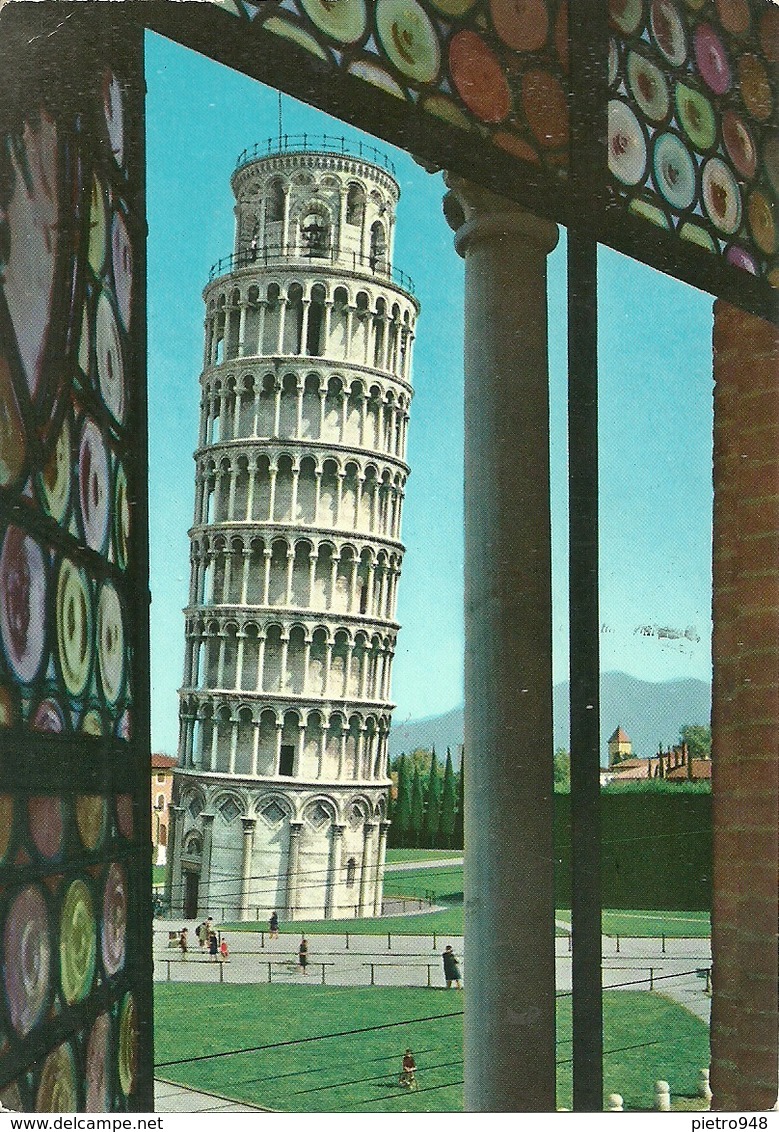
[389,672,711,766]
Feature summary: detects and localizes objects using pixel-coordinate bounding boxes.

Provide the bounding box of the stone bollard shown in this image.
[698,1069,713,1105]
[606,1094,624,1111]
[654,1081,671,1111]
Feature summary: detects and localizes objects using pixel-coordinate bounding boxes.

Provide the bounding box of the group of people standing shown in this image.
[177,917,229,961]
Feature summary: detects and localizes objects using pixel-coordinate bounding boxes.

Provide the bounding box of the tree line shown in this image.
[386,746,464,849]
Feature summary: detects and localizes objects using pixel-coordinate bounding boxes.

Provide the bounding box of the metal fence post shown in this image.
[388,932,391,950]
[267,963,272,984]
[649,967,654,991]
[370,963,375,986]
[345,932,350,950]
[427,964,431,988]
[616,934,620,954]
[321,964,326,985]
[166,960,171,982]
[661,933,666,954]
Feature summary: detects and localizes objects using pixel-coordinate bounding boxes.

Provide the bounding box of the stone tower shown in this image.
[168,138,418,922]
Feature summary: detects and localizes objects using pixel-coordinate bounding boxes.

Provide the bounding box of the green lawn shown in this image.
[556,909,711,939]
[382,864,463,902]
[385,850,463,864]
[154,985,709,1112]
[223,901,465,939]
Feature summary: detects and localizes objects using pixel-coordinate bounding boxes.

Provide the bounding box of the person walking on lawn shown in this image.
[298,937,308,974]
[269,910,279,939]
[442,944,462,989]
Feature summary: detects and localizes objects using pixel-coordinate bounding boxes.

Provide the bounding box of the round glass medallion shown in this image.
[653,133,696,211]
[77,418,110,553]
[3,885,51,1037]
[722,110,757,180]
[97,581,125,705]
[702,156,742,234]
[376,0,441,84]
[0,526,47,685]
[522,69,568,149]
[29,797,63,860]
[118,993,138,1096]
[448,31,511,124]
[95,290,126,423]
[88,176,107,277]
[35,1043,77,1113]
[85,1013,112,1112]
[101,862,128,976]
[39,415,72,523]
[609,0,643,35]
[102,70,125,167]
[59,878,97,1005]
[111,212,133,332]
[694,23,731,95]
[627,51,670,123]
[489,0,548,52]
[56,558,93,698]
[737,55,772,123]
[650,0,687,68]
[747,190,777,256]
[76,795,108,851]
[675,82,716,152]
[608,100,647,186]
[299,0,367,44]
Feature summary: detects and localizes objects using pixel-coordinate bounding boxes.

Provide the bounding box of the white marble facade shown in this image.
[169,143,418,921]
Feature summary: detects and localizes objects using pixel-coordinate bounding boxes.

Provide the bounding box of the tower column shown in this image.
[328,824,345,918]
[167,805,184,910]
[199,812,216,915]
[240,817,256,920]
[358,821,376,916]
[373,820,390,915]
[285,821,303,918]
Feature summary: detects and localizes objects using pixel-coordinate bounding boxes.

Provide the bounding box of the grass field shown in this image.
[382,864,463,902]
[385,849,463,864]
[154,984,709,1112]
[556,909,711,938]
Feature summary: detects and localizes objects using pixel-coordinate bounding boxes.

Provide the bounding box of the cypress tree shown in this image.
[439,747,456,848]
[394,753,412,848]
[453,747,465,849]
[410,768,425,848]
[422,745,442,848]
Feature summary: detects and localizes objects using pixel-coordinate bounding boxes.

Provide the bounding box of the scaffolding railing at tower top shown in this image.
[235,134,397,177]
[207,244,416,296]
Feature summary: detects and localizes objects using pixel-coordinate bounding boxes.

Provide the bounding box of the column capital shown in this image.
[443,174,559,261]
[289,821,303,836]
[241,816,256,834]
[201,812,216,826]
[332,823,346,838]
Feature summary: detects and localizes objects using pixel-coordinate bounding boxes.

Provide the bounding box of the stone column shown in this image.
[199,812,216,916]
[286,821,303,919]
[357,821,376,916]
[328,824,345,918]
[167,804,184,910]
[445,178,558,1111]
[373,819,390,915]
[239,817,256,921]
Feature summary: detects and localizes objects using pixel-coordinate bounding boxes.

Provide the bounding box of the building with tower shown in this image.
[167,137,418,922]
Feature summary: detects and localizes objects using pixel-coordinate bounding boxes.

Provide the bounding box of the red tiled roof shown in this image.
[151,753,177,770]
[608,726,631,744]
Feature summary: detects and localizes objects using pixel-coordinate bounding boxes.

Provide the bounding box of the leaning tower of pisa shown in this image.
[168,137,418,923]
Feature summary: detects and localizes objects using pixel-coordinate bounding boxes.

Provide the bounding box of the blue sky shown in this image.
[146,31,714,756]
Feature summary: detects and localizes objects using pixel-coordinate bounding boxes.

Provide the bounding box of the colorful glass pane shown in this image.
[0,12,150,1112]
[207,0,571,176]
[608,0,778,284]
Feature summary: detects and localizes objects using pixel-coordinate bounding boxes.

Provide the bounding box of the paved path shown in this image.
[154,1079,268,1112]
[153,922,711,1021]
[384,857,464,872]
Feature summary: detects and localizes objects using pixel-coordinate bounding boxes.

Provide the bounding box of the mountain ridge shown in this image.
[388,671,712,766]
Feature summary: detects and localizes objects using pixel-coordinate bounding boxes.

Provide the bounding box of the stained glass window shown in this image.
[0,11,152,1112]
[207,0,571,178]
[608,0,778,287]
